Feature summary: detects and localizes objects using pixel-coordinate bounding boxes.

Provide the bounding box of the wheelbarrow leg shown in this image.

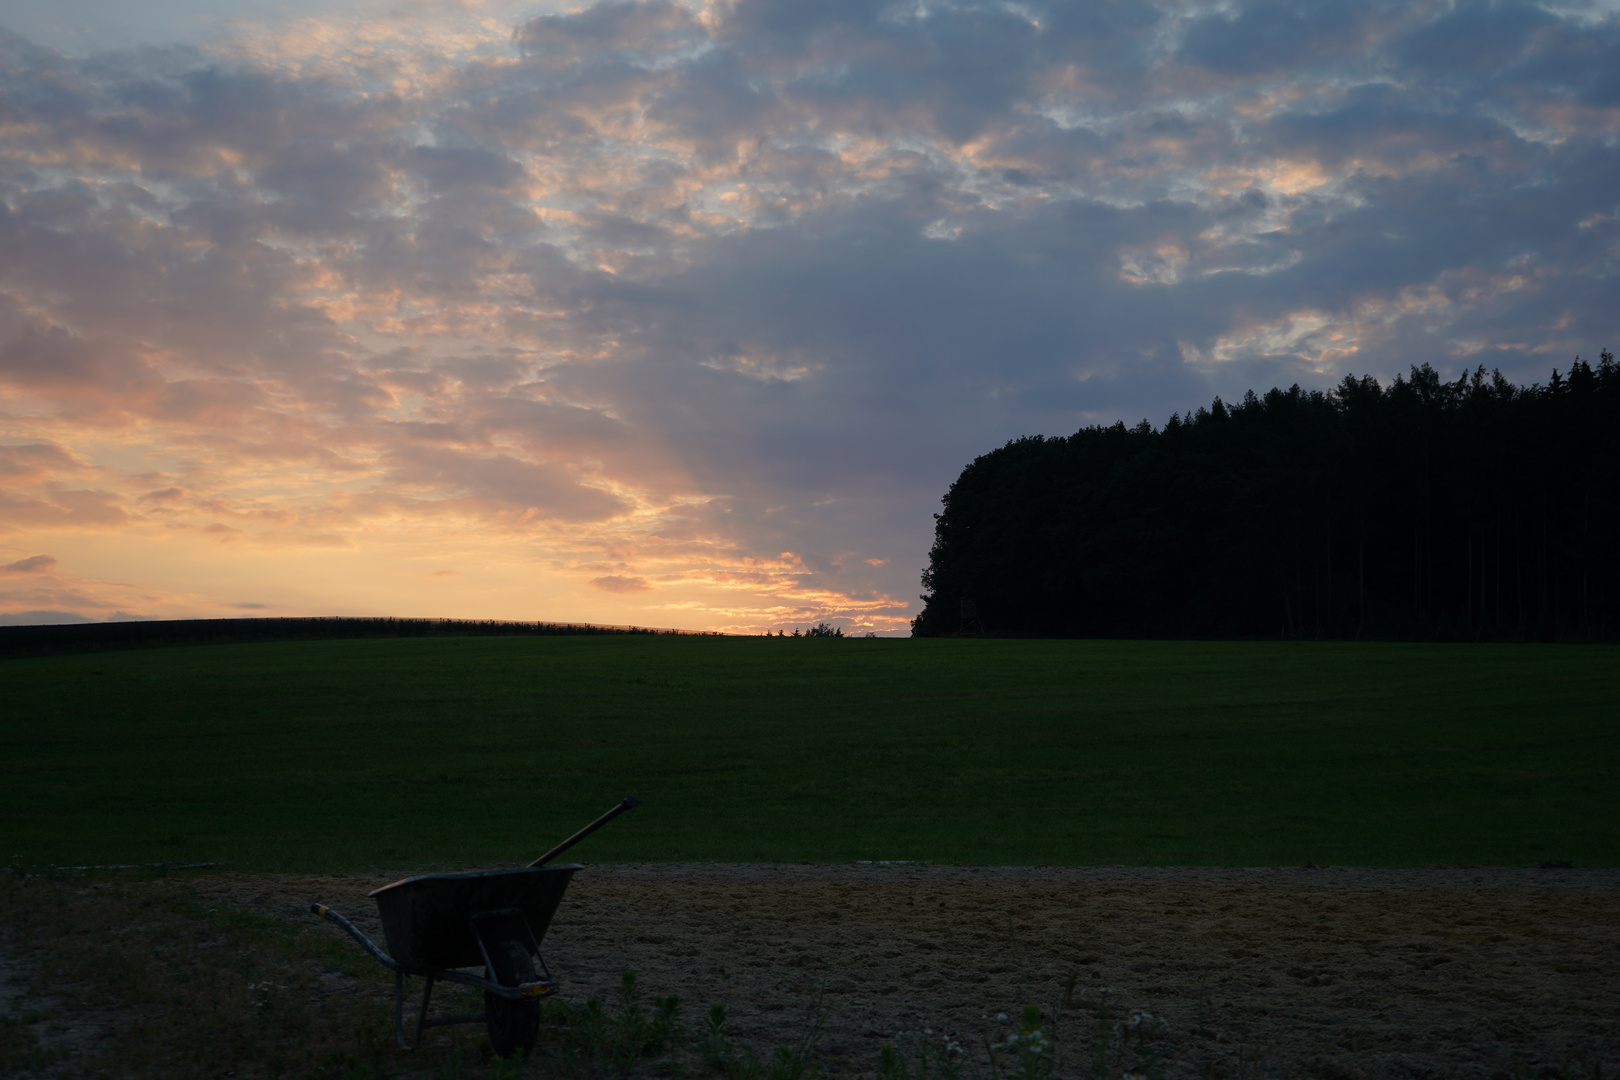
[415,978,436,1050]
[394,971,406,1048]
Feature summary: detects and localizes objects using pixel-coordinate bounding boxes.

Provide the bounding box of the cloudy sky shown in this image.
[1,0,1617,632]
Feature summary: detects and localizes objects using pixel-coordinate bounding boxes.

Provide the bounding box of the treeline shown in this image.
[913,353,1620,641]
[0,616,711,659]
[765,623,846,637]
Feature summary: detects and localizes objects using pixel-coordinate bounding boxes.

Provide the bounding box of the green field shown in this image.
[2,636,1615,869]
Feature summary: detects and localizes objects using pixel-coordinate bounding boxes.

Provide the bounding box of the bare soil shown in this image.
[197,864,1619,1080]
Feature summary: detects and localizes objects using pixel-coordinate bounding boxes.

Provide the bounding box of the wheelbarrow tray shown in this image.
[369,864,580,972]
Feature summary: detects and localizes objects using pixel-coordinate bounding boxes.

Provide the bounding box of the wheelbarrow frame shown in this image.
[311,796,640,1051]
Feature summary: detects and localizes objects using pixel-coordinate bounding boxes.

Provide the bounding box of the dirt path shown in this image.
[200,864,1620,1079]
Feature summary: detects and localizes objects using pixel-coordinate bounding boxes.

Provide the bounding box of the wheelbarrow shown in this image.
[311,796,640,1055]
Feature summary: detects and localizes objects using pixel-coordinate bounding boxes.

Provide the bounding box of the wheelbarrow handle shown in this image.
[311,903,402,972]
[528,795,642,867]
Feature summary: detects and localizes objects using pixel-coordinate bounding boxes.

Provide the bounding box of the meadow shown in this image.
[2,635,1615,870]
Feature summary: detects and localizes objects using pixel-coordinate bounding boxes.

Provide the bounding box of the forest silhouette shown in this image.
[913,352,1619,641]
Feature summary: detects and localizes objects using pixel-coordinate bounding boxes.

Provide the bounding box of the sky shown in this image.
[1,0,1617,633]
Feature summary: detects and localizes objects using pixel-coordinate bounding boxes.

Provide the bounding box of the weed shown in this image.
[702,1002,734,1070]
[490,1046,526,1080]
[652,994,684,1062]
[0,1012,64,1073]
[875,989,1174,1080]
[503,977,828,1080]
[879,1028,963,1080]
[305,1021,394,1080]
[0,872,398,1079]
[1000,1005,1054,1080]
[757,995,827,1080]
[879,1043,906,1080]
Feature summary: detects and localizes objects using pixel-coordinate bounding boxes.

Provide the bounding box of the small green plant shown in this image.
[702,1002,734,1070]
[652,994,684,1061]
[878,1043,908,1080]
[719,996,826,1080]
[490,1046,526,1080]
[1083,989,1114,1080]
[0,1013,64,1074]
[1053,987,1166,1080]
[980,1007,1055,1080]
[352,1017,396,1080]
[307,1020,394,1080]
[879,1029,963,1080]
[1008,1005,1053,1080]
[771,994,828,1080]
[0,873,406,1080]
[1118,1008,1163,1080]
[615,968,650,1070]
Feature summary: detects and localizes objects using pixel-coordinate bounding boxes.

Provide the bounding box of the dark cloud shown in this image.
[1175,0,1378,75]
[1395,1,1557,75]
[410,145,525,192]
[514,0,706,69]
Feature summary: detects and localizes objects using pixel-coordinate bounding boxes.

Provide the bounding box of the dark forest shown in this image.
[913,353,1620,641]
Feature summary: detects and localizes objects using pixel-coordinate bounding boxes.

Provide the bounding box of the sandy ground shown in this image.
[199,864,1620,1080]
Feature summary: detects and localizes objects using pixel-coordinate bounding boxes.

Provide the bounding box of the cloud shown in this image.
[0,444,87,483]
[590,575,652,593]
[0,610,97,626]
[0,0,1615,632]
[0,551,255,624]
[1175,0,1382,76]
[0,489,129,531]
[2,554,57,574]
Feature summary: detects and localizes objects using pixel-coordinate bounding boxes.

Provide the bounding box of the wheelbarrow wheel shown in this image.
[484,939,540,1057]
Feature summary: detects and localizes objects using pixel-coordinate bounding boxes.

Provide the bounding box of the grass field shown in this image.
[1,636,1615,869]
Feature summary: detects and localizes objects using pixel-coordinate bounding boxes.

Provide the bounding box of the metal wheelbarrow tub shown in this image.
[369,864,579,972]
[310,797,639,1055]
